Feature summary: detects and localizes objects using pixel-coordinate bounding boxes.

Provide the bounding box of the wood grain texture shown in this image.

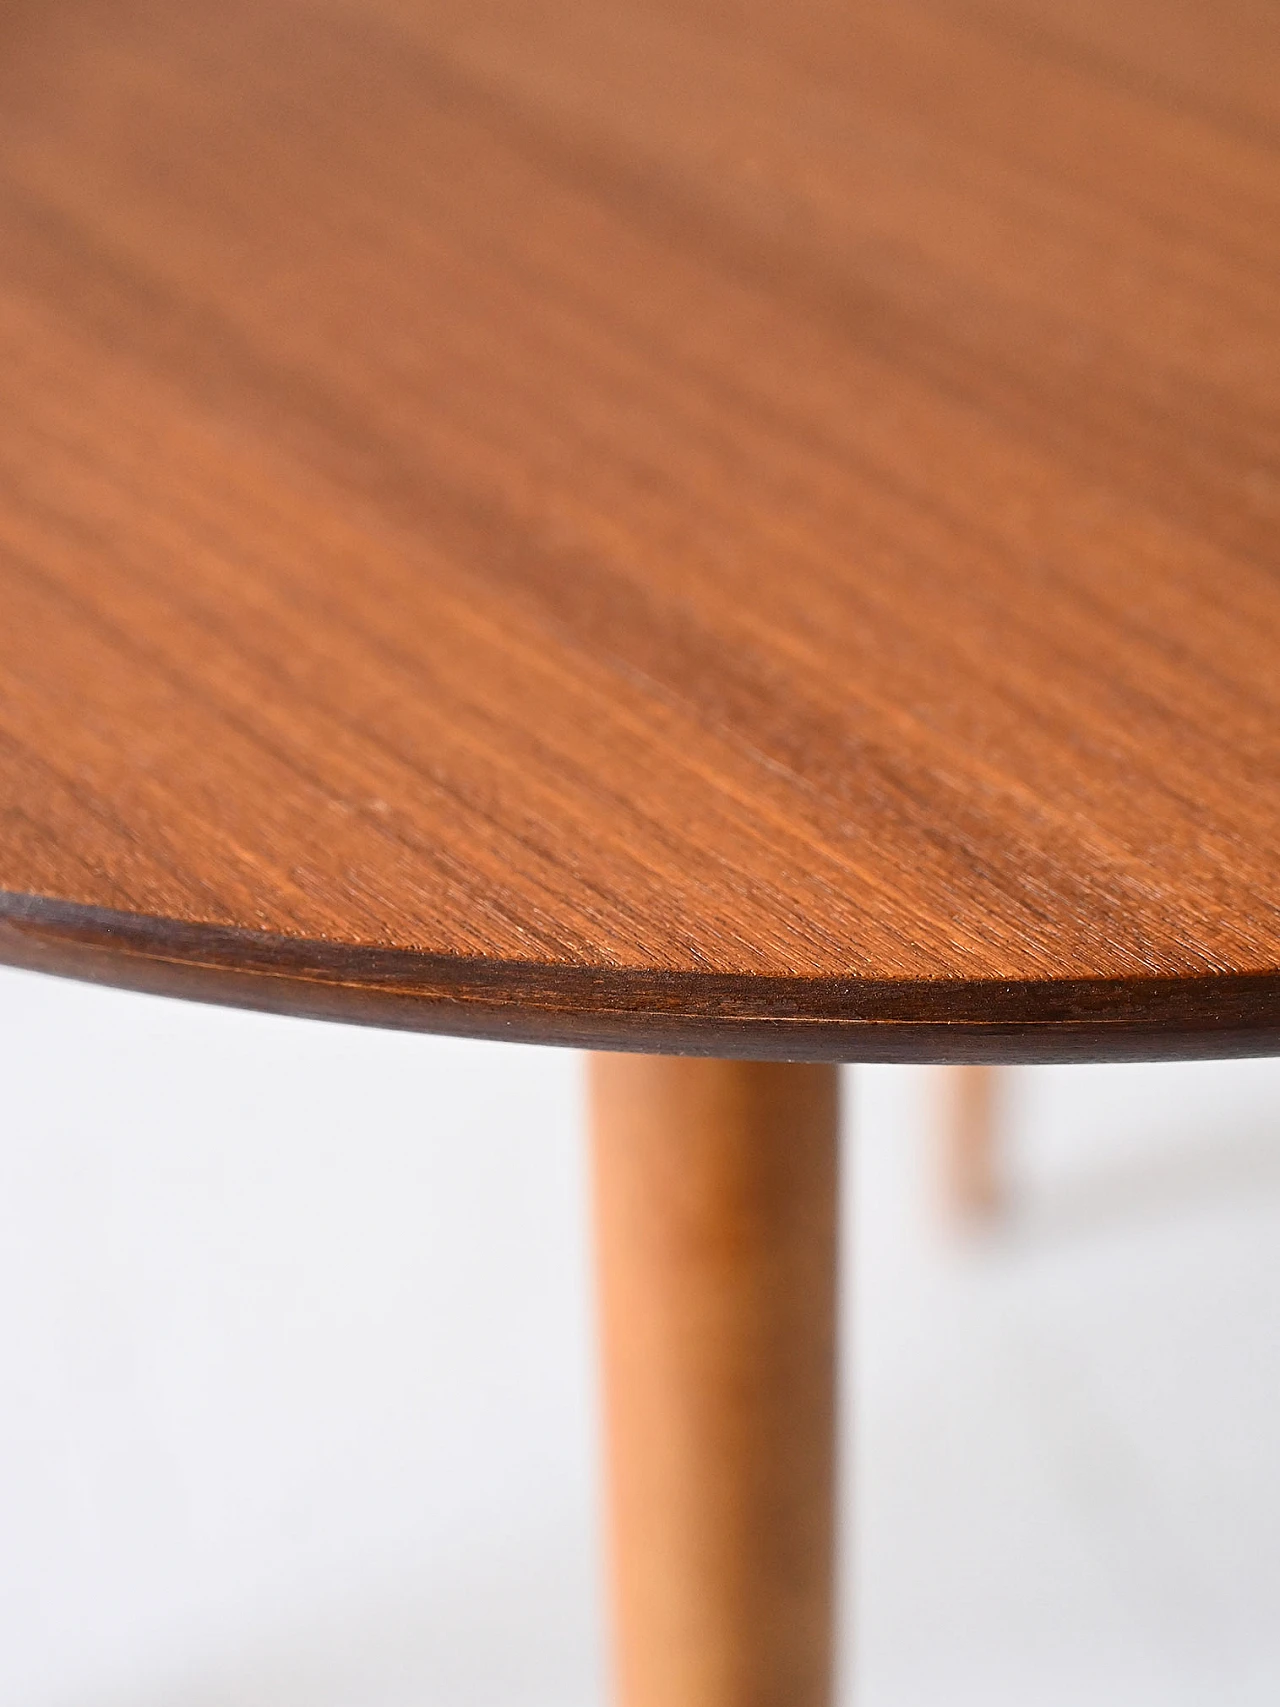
[1,0,1279,1058]
[590,1056,838,1707]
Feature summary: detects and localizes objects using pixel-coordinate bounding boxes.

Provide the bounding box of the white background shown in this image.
[2,962,1279,1705]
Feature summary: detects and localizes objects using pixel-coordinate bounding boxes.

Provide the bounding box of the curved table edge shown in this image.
[2,891,1279,1064]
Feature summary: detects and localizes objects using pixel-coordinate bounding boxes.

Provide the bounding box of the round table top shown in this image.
[1,0,1278,1063]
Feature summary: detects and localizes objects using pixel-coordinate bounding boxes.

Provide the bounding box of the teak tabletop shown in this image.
[2,0,1279,1063]
[2,8,1278,1703]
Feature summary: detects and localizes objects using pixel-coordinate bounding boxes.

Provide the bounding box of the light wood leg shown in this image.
[942,1065,1002,1220]
[588,1055,840,1707]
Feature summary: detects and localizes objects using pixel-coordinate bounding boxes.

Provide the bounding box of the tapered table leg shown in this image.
[589,1055,840,1707]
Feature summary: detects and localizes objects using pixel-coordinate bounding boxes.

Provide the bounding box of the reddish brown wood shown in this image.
[0,1,1278,1058]
[589,1055,839,1707]
[4,896,1280,1061]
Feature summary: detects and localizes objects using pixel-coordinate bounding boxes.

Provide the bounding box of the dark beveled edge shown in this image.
[2,890,1279,1063]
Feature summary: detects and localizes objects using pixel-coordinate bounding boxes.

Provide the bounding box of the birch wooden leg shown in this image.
[942,1065,1002,1221]
[589,1055,840,1707]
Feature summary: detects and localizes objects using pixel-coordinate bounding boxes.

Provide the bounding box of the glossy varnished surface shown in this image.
[1,0,1278,1058]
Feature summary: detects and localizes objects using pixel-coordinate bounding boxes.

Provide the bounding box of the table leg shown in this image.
[588,1055,840,1707]
[941,1065,1002,1221]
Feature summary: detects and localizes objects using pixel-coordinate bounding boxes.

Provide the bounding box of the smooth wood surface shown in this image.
[1,0,1279,1058]
[942,1065,1003,1221]
[590,1055,839,1707]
